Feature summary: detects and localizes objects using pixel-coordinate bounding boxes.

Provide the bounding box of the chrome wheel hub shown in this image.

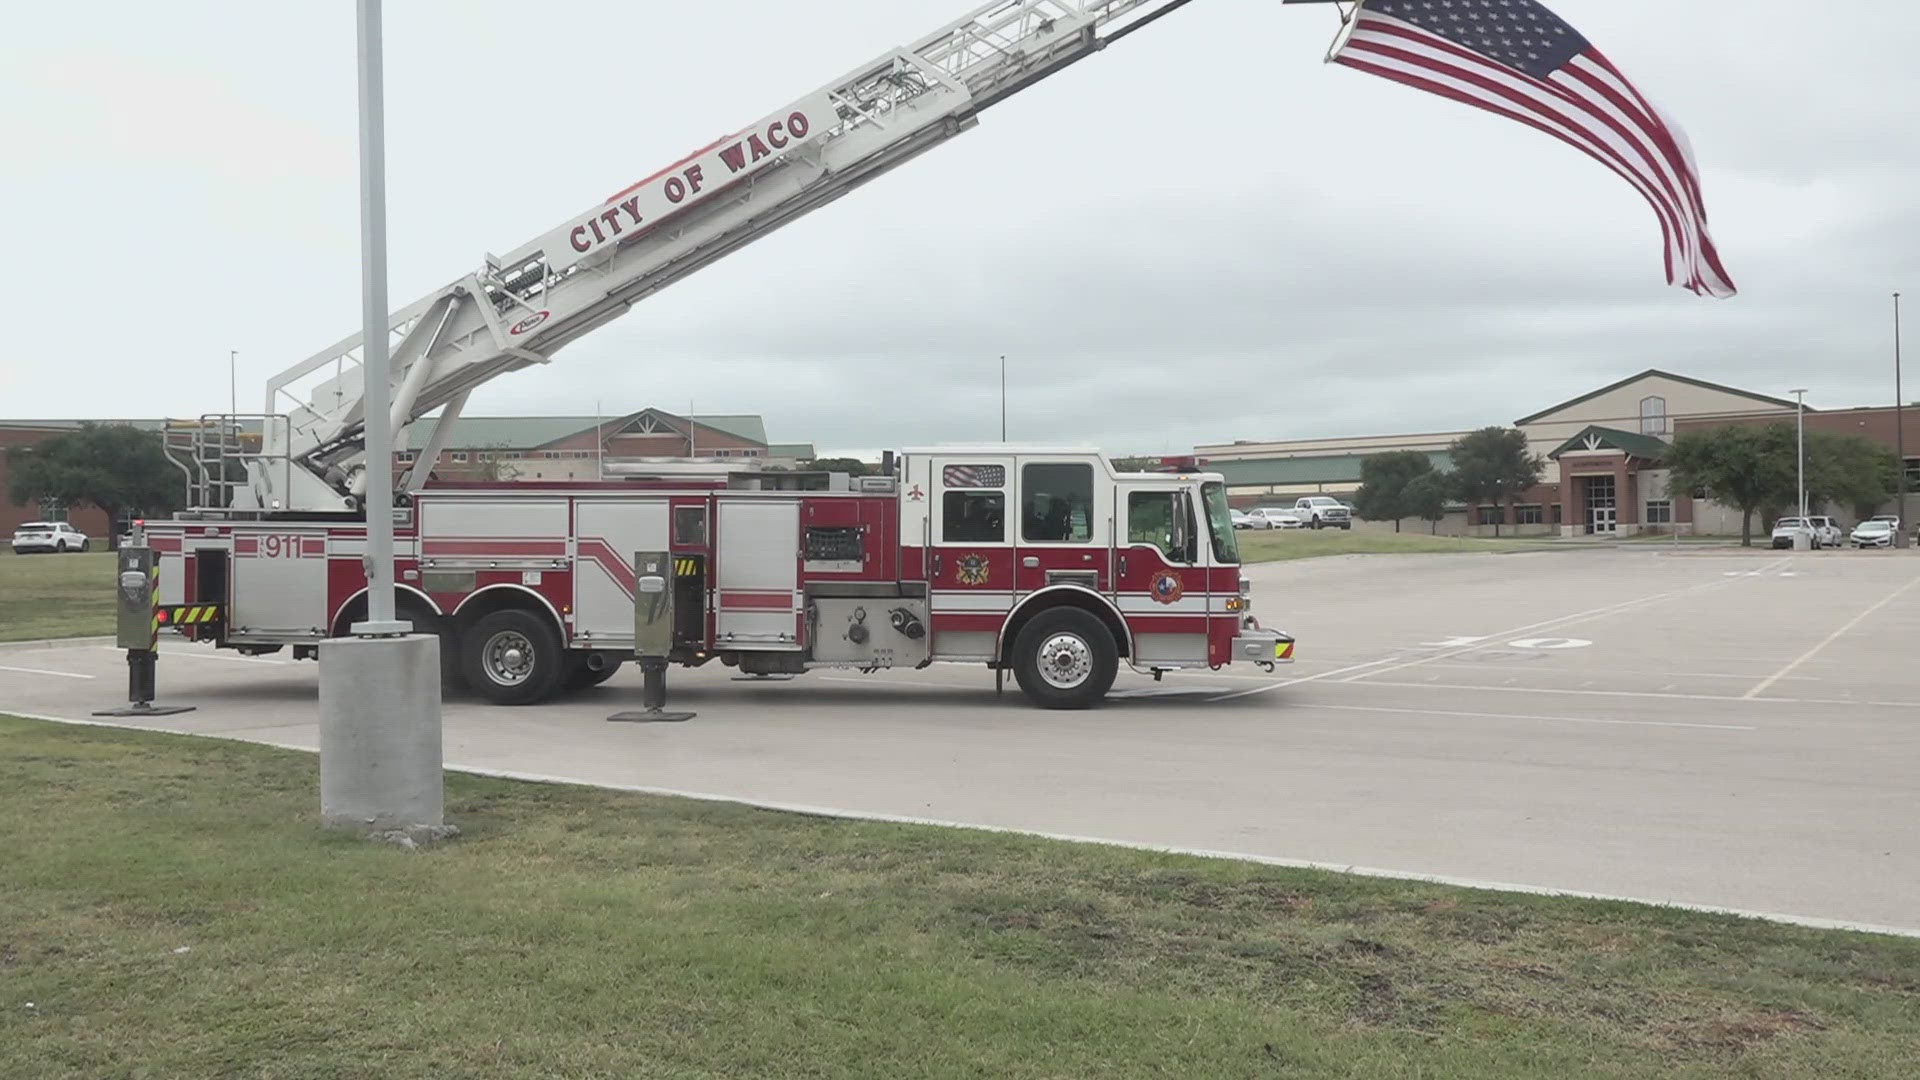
[1036,632,1093,690]
[483,630,536,686]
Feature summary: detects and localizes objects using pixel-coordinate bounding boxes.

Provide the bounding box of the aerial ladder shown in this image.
[221,0,1305,515]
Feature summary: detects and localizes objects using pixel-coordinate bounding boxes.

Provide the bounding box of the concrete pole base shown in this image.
[320,634,445,834]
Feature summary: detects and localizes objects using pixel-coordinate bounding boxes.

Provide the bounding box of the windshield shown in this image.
[16,523,54,532]
[1775,519,1803,528]
[1201,482,1240,565]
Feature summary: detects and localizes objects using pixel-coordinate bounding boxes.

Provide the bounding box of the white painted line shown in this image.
[6,708,1909,940]
[1303,702,1754,732]
[1205,656,1412,702]
[0,664,95,681]
[97,646,289,666]
[1346,678,1920,711]
[1344,559,1790,684]
[0,635,115,654]
[1743,573,1920,700]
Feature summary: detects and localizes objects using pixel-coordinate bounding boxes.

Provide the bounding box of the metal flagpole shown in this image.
[1792,389,1808,523]
[320,0,444,839]
[1000,355,1007,442]
[1897,292,1909,548]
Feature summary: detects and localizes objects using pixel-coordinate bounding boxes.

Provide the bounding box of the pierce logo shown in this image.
[509,310,551,336]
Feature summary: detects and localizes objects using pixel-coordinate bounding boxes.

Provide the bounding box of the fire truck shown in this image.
[137,0,1298,708]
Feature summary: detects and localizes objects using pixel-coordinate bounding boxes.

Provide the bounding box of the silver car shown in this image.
[11,521,91,554]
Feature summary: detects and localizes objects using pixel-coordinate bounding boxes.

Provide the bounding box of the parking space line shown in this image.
[1340,559,1790,685]
[1302,702,1753,731]
[0,664,95,680]
[96,646,289,666]
[1742,573,1920,699]
[1348,678,1920,710]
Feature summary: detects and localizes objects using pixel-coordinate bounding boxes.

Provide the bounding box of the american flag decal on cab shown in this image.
[943,464,1005,489]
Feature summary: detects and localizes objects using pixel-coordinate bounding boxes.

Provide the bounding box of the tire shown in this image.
[1009,607,1118,710]
[565,654,624,691]
[462,609,564,706]
[54,541,66,553]
[78,540,89,552]
[1340,522,1352,531]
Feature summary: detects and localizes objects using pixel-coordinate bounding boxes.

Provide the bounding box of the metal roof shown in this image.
[1546,425,1671,461]
[766,443,817,458]
[1210,451,1454,488]
[1514,369,1805,426]
[394,412,774,451]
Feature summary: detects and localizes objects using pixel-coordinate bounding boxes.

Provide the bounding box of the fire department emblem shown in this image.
[1149,569,1184,605]
[956,554,990,586]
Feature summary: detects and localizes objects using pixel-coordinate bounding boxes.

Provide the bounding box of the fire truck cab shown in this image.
[139,448,1292,710]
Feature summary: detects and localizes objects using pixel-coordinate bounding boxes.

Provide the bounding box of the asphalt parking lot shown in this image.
[5,546,1918,934]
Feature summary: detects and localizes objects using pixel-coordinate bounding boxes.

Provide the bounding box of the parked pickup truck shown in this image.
[1293,496,1353,530]
[1771,516,1842,549]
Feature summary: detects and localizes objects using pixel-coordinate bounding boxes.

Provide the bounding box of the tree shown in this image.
[1353,451,1436,532]
[1447,428,1543,537]
[1402,471,1452,535]
[7,424,183,546]
[1667,424,1796,546]
[803,457,875,476]
[1805,432,1901,523]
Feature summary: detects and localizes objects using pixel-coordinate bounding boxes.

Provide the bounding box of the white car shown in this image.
[1229,509,1267,530]
[1770,516,1841,550]
[1249,507,1304,529]
[1851,519,1896,548]
[11,521,91,554]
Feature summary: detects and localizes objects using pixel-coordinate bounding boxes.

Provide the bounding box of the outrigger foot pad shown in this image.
[607,709,696,723]
[93,704,196,717]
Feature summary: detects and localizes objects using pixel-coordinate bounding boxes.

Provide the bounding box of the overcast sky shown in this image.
[3,1,1913,457]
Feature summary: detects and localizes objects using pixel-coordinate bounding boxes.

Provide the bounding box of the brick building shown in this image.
[1198,370,1918,537]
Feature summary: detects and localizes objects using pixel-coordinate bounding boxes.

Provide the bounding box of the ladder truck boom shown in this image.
[245,0,1207,514]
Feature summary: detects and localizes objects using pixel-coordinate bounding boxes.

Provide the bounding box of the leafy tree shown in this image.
[7,424,183,546]
[1353,451,1436,532]
[803,457,875,476]
[1402,471,1453,535]
[1667,424,1796,546]
[1447,428,1543,537]
[1804,432,1901,523]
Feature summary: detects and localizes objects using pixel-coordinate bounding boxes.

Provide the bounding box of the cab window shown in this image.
[1127,491,1192,562]
[943,492,1005,542]
[1021,463,1093,543]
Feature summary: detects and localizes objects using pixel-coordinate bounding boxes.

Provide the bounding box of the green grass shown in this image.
[1238,530,1556,563]
[0,550,115,641]
[3,716,1917,1078]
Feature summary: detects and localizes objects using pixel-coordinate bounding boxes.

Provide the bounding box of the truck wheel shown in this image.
[1310,517,1322,530]
[1340,522,1351,531]
[565,653,624,690]
[463,609,564,705]
[1010,607,1117,710]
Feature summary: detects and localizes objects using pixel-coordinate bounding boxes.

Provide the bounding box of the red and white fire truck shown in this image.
[136,0,1298,708]
[140,451,1290,708]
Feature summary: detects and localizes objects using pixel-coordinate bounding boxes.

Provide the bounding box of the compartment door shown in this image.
[574,500,670,646]
[716,499,800,649]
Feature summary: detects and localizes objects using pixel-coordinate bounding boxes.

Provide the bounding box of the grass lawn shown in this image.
[0,550,116,642]
[4,716,1917,1078]
[1238,530,1556,563]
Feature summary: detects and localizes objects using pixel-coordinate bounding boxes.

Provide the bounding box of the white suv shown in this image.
[11,521,91,554]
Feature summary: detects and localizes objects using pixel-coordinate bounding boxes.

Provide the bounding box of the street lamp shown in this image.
[1791,388,1808,524]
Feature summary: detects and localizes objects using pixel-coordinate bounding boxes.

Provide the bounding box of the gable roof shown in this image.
[1515,370,1806,427]
[1546,425,1671,461]
[393,411,773,451]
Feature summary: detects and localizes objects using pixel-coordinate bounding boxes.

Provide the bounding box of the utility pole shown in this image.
[1896,292,1909,548]
[320,0,444,840]
[1792,388,1809,527]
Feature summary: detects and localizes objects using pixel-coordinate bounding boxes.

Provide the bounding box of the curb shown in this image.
[0,635,115,654]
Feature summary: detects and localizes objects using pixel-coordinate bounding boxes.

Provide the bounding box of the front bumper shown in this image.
[1231,627,1295,664]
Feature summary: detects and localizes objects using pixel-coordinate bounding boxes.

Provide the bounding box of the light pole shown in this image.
[1791,388,1808,524]
[319,0,444,840]
[229,350,238,420]
[999,354,1007,442]
[1896,292,1909,548]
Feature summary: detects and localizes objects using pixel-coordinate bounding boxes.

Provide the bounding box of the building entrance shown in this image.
[1586,475,1618,535]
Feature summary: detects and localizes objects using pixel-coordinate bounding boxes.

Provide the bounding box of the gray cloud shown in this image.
[3,1,1913,460]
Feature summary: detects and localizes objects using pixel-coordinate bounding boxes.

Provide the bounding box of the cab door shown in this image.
[1012,458,1110,594]
[1113,485,1208,665]
[928,455,1015,659]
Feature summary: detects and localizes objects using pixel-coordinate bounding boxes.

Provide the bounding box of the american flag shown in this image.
[1331,0,1735,298]
[943,464,1006,489]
